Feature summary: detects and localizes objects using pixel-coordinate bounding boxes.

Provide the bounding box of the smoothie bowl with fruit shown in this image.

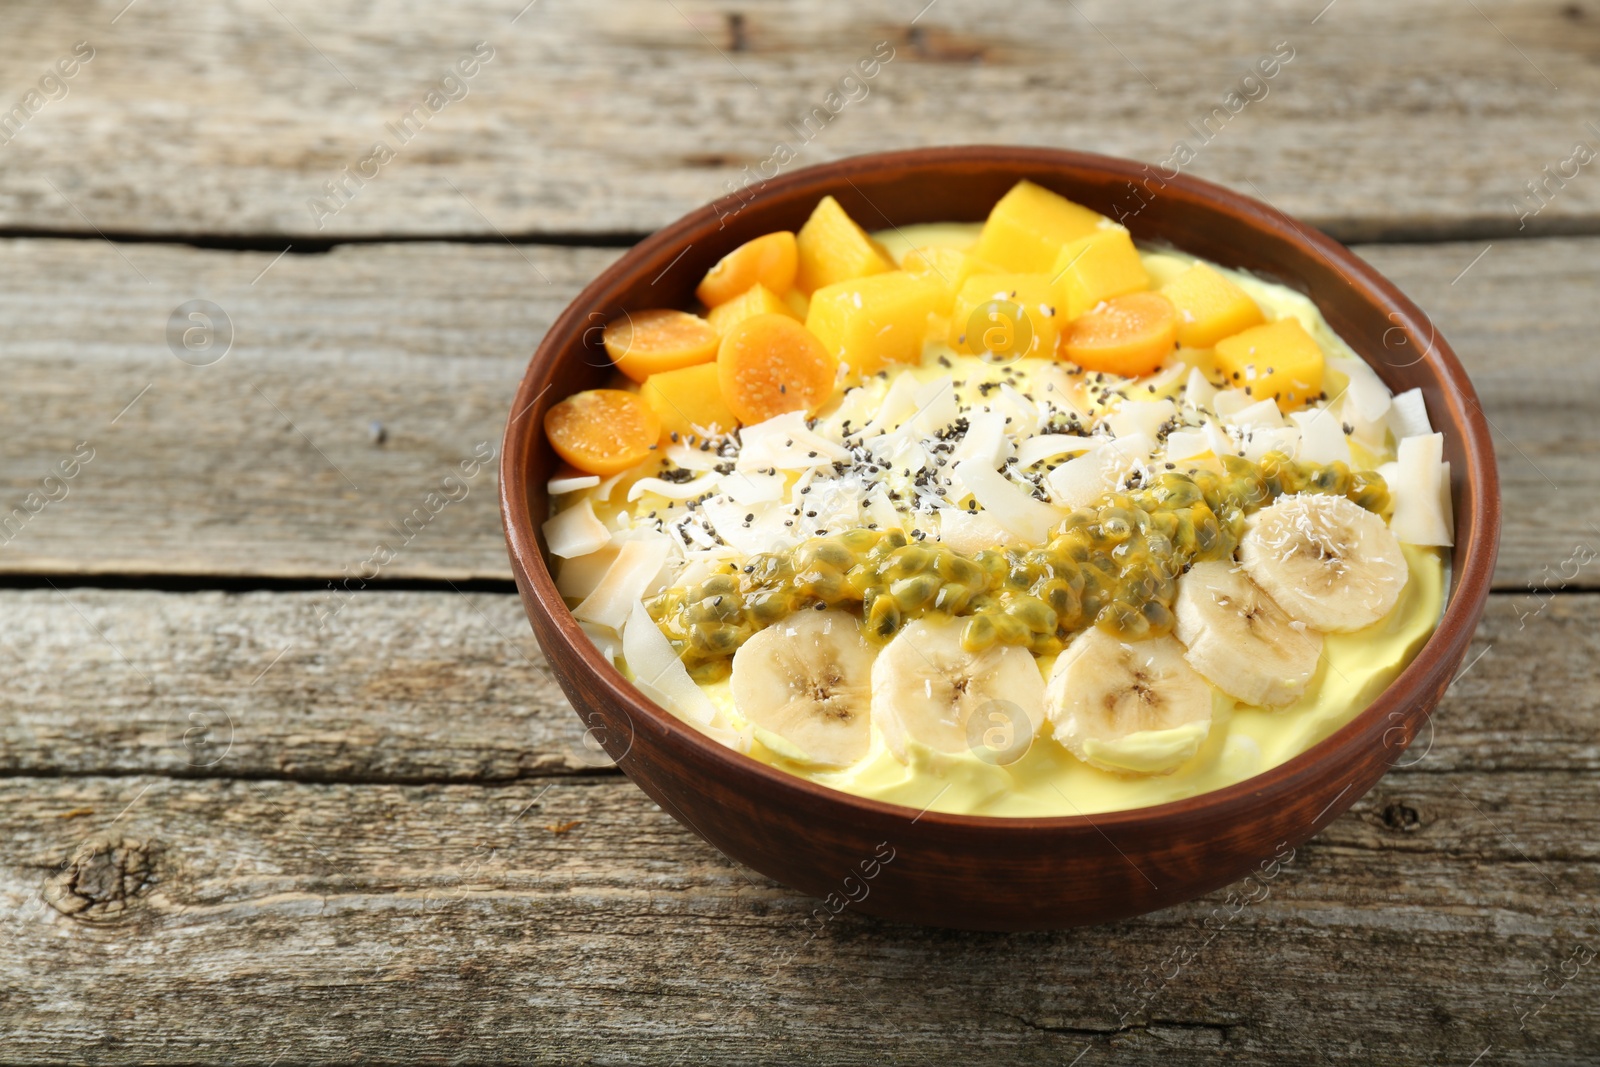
[501,148,1497,929]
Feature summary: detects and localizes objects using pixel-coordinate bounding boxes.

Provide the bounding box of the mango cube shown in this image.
[641,361,740,439]
[706,283,797,335]
[805,271,944,375]
[794,195,894,295]
[947,273,1061,361]
[901,245,969,312]
[1051,229,1150,321]
[1159,263,1265,348]
[782,288,809,320]
[973,180,1106,273]
[1213,318,1325,411]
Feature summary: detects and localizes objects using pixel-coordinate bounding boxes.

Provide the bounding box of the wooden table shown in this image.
[2,1,1596,1062]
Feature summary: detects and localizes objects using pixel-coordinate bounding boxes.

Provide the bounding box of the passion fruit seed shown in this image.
[645,451,1389,672]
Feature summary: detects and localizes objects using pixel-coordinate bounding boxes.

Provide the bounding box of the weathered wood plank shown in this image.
[1355,240,1600,593]
[2,0,1599,239]
[0,588,1590,784]
[0,770,1594,1064]
[0,588,587,782]
[0,235,1594,586]
[0,239,618,582]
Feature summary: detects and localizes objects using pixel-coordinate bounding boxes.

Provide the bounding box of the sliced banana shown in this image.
[1046,629,1214,776]
[871,615,1045,765]
[1174,560,1323,708]
[1240,493,1409,633]
[730,609,874,768]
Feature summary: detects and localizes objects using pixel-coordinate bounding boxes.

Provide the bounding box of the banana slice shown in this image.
[1175,560,1323,708]
[1240,493,1409,633]
[871,615,1045,765]
[730,609,874,768]
[1046,629,1214,775]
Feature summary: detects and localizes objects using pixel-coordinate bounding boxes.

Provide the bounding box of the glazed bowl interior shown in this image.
[501,146,1499,929]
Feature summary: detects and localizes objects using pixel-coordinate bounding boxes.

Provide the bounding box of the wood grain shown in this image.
[2,0,1599,240]
[0,235,1593,587]
[0,588,1586,783]
[1,0,1593,1054]
[0,238,618,582]
[0,769,1594,1064]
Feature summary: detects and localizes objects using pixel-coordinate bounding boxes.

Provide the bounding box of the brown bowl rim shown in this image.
[500,144,1500,835]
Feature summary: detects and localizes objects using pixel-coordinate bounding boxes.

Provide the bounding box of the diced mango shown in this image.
[783,288,810,320]
[878,222,981,264]
[973,180,1106,273]
[806,271,945,375]
[641,362,739,440]
[705,283,797,335]
[794,195,894,295]
[1138,251,1195,289]
[902,245,969,311]
[1050,229,1150,321]
[1159,263,1265,348]
[947,273,1062,361]
[1213,318,1325,411]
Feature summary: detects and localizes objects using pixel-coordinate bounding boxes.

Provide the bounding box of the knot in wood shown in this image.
[44,836,155,920]
[1380,802,1422,832]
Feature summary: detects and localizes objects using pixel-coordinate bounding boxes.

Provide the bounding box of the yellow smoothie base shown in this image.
[594,219,1446,818]
[702,545,1442,817]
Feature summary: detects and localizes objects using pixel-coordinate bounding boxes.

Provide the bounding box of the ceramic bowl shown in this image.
[500,146,1499,930]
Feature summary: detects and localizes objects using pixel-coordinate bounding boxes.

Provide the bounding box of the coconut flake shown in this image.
[864,486,902,531]
[548,469,601,495]
[1140,361,1189,395]
[951,410,1010,467]
[1017,433,1096,468]
[574,535,672,630]
[1104,398,1176,440]
[909,376,959,435]
[664,443,723,472]
[737,412,850,471]
[1327,356,1392,422]
[627,472,722,502]
[886,435,930,478]
[1225,398,1286,430]
[954,459,1068,543]
[1212,388,1254,418]
[1387,432,1452,546]
[721,468,786,506]
[856,371,921,437]
[1204,421,1236,460]
[622,600,718,726]
[543,498,612,559]
[995,382,1040,437]
[1183,367,1218,413]
[1033,363,1090,421]
[1341,390,1391,454]
[1163,429,1212,464]
[1390,388,1433,439]
[699,496,778,556]
[1046,432,1154,509]
[1439,460,1455,544]
[556,544,620,599]
[1242,426,1300,461]
[1291,406,1352,466]
[937,506,1022,553]
[579,620,622,666]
